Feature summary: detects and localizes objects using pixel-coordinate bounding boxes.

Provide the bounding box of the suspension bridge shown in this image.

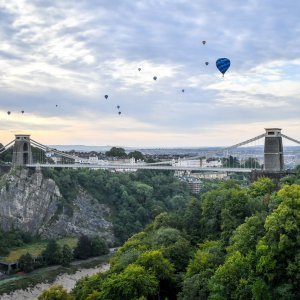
[0,128,299,176]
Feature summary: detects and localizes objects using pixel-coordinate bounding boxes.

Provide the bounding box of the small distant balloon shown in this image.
[56,104,58,107]
[182,89,185,93]
[202,41,206,45]
[117,105,120,109]
[153,76,157,81]
[118,111,121,115]
[21,110,24,114]
[216,58,231,76]
[205,62,209,66]
[138,68,141,71]
[7,111,11,115]
[104,95,108,99]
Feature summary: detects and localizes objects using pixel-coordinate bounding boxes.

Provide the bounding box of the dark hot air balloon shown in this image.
[138,68,141,71]
[7,111,11,115]
[153,76,157,80]
[118,111,121,115]
[216,58,230,77]
[182,89,185,93]
[104,95,108,99]
[202,41,206,45]
[205,62,209,66]
[21,110,24,114]
[117,105,120,109]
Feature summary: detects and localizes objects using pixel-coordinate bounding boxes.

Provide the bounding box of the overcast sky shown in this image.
[0,0,299,147]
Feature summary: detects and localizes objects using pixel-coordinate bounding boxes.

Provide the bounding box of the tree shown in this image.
[256,184,300,298]
[241,157,261,169]
[179,240,224,299]
[71,273,106,300]
[98,264,158,300]
[248,177,275,199]
[91,236,109,256]
[128,151,144,161]
[19,252,34,273]
[74,235,92,259]
[136,250,175,299]
[42,240,62,265]
[105,147,127,158]
[200,182,254,245]
[208,251,253,299]
[222,155,240,168]
[61,244,73,267]
[38,285,74,300]
[136,250,174,281]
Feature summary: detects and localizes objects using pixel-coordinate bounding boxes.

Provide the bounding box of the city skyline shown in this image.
[0,1,299,147]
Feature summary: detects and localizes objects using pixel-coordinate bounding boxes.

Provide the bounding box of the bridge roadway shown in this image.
[26,163,254,173]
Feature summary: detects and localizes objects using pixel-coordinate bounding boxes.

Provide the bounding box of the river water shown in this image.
[0,263,109,300]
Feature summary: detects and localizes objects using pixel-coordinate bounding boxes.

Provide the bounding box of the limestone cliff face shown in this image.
[0,168,114,243]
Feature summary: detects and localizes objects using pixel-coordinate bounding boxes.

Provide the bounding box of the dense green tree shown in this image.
[74,235,92,259]
[280,165,300,185]
[179,240,224,299]
[91,236,109,256]
[128,150,144,161]
[182,197,202,244]
[42,240,62,265]
[19,252,34,273]
[71,273,106,300]
[222,155,240,168]
[200,182,255,245]
[256,184,300,298]
[38,285,74,300]
[241,157,261,169]
[227,214,266,255]
[136,250,174,280]
[105,147,127,158]
[136,250,175,299]
[208,251,253,299]
[97,264,158,300]
[61,244,73,267]
[248,176,275,199]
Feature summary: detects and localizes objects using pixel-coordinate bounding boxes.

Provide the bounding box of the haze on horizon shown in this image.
[0,0,299,147]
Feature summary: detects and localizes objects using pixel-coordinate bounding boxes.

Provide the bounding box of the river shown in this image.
[0,263,109,300]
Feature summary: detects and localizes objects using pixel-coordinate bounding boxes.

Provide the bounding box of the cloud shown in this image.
[0,0,299,146]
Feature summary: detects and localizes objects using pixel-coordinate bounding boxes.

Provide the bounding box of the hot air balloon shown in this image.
[21,110,24,114]
[182,89,185,93]
[56,104,58,107]
[216,58,230,76]
[138,68,141,71]
[118,111,121,115]
[202,41,206,45]
[7,111,11,115]
[205,62,209,66]
[104,95,108,99]
[153,76,157,80]
[117,105,120,109]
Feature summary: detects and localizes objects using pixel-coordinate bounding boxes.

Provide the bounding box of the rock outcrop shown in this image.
[0,168,114,243]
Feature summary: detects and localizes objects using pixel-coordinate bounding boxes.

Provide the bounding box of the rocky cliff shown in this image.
[0,168,114,243]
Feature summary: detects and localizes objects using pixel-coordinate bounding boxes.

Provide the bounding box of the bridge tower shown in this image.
[12,134,33,166]
[264,128,284,171]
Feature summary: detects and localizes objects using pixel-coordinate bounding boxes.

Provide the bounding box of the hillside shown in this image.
[63,167,300,300]
[0,167,191,254]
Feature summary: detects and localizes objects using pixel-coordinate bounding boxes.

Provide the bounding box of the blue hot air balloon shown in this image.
[216,58,230,76]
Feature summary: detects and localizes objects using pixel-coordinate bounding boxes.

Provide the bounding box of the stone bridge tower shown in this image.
[264,128,284,171]
[12,134,33,166]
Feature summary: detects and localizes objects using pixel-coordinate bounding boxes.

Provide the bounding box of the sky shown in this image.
[0,0,299,147]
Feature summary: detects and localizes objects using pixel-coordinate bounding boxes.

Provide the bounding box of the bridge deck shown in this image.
[26,163,254,173]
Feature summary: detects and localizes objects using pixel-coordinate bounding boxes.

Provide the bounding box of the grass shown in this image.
[1,237,78,262]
